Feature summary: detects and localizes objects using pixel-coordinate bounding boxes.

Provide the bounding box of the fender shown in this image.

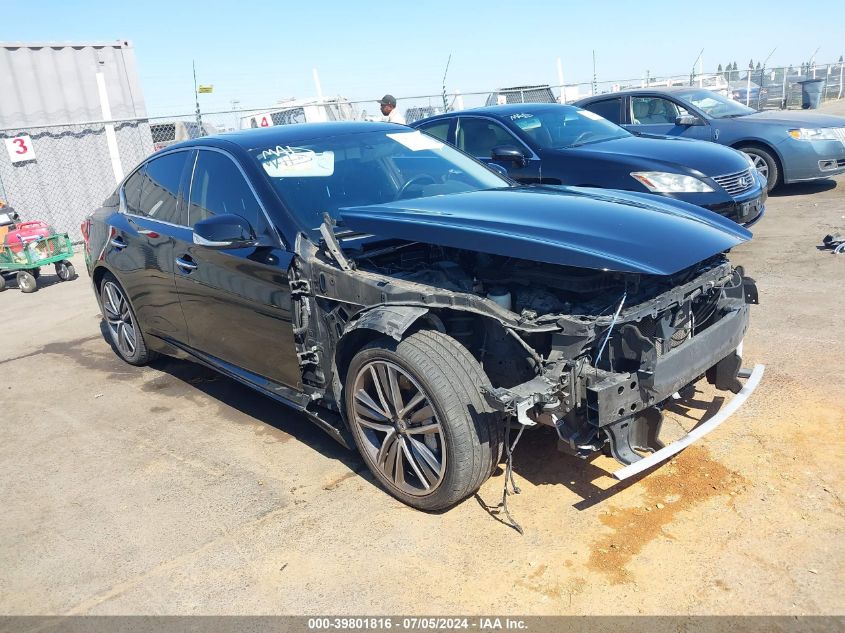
[343,305,431,341]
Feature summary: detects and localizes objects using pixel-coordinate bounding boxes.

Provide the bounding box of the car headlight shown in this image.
[630,171,714,193]
[788,128,841,141]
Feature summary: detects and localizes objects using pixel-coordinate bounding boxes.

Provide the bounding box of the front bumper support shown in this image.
[612,363,765,480]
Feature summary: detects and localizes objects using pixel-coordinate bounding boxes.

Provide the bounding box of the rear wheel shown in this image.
[0,274,6,292]
[738,145,779,191]
[345,330,499,511]
[99,273,155,365]
[17,271,37,293]
[55,260,76,281]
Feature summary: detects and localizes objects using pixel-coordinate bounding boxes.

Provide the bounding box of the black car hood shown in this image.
[726,110,845,127]
[553,135,748,177]
[339,186,751,276]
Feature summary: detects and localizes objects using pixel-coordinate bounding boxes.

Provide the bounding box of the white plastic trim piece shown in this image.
[612,363,765,480]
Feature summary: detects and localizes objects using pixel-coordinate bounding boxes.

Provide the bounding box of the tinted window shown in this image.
[137,151,190,225]
[630,97,689,124]
[189,150,270,237]
[417,120,450,142]
[122,167,145,216]
[457,118,517,156]
[583,98,622,124]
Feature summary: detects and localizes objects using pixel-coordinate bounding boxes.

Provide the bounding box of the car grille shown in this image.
[712,168,756,196]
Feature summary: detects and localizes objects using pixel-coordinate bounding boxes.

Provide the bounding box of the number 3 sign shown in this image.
[5,135,37,163]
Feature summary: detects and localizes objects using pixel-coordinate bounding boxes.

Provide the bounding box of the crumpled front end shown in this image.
[481,260,760,475]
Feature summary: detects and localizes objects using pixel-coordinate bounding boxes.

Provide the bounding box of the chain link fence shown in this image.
[1,62,843,242]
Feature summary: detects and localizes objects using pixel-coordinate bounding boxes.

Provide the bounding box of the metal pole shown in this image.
[839,61,844,99]
[746,71,751,107]
[781,67,788,109]
[193,60,202,128]
[592,50,597,96]
[557,57,565,104]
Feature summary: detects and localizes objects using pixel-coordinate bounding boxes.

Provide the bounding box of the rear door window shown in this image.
[122,167,145,216]
[416,120,451,143]
[137,151,191,225]
[188,150,272,238]
[582,98,622,124]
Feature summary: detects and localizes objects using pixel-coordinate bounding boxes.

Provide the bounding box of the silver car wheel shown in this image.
[102,281,137,358]
[351,360,446,496]
[746,152,769,180]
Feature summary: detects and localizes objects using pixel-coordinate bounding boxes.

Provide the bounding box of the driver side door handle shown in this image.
[175,256,198,273]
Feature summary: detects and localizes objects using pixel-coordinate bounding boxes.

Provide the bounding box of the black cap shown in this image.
[378,94,397,106]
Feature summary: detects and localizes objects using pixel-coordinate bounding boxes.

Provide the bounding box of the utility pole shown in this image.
[193,60,202,128]
[591,50,597,96]
[441,54,452,112]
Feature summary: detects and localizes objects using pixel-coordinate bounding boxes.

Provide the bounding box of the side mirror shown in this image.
[193,214,256,248]
[676,115,703,126]
[491,145,527,167]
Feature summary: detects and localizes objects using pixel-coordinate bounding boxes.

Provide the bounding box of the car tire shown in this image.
[0,274,6,292]
[99,272,156,366]
[56,260,77,281]
[738,145,779,191]
[345,329,501,511]
[17,271,37,293]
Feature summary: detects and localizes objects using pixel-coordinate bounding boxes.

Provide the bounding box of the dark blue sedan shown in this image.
[576,87,845,191]
[412,103,765,225]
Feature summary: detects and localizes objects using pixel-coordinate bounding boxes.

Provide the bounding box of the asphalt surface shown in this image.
[1,173,843,616]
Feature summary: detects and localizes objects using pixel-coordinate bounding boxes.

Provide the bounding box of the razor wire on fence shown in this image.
[1,62,843,242]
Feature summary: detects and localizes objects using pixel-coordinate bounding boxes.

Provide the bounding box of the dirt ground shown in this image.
[1,174,843,616]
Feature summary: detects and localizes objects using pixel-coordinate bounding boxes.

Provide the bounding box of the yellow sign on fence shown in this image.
[198,85,214,93]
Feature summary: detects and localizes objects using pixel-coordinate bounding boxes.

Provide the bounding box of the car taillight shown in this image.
[81,218,91,250]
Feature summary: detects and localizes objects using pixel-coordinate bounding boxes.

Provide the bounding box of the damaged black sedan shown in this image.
[83,122,761,511]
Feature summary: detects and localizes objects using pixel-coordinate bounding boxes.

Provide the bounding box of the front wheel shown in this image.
[345,330,500,511]
[738,145,779,192]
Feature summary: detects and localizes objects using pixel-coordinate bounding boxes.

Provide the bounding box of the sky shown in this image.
[2,0,844,117]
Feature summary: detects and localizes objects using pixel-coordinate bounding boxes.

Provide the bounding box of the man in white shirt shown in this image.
[378,94,405,124]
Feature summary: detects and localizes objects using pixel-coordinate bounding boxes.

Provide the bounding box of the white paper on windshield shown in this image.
[258,146,335,177]
[387,131,444,151]
[578,110,604,120]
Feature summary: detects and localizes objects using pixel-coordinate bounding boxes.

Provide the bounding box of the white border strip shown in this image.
[96,71,124,184]
[612,364,765,480]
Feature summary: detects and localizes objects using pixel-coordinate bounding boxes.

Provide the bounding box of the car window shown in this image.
[675,89,756,118]
[583,98,622,124]
[417,120,450,142]
[630,97,689,124]
[457,118,517,157]
[188,150,271,237]
[136,151,190,225]
[498,107,630,149]
[122,167,145,216]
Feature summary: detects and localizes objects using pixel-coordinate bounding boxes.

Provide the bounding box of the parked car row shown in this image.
[84,120,765,511]
[575,87,845,190]
[412,103,766,226]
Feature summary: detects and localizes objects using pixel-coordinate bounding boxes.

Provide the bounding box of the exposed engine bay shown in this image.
[294,228,759,470]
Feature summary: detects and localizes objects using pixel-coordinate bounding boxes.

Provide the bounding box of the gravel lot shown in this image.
[1,173,843,616]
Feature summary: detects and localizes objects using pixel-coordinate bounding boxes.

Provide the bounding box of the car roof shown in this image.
[414,102,578,125]
[171,121,405,151]
[577,86,707,102]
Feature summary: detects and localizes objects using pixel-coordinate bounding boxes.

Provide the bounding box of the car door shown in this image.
[626,96,711,140]
[456,116,542,183]
[415,119,455,144]
[105,150,192,342]
[172,148,302,390]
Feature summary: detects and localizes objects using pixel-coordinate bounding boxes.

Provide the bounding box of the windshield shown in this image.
[249,129,509,233]
[507,107,630,148]
[676,89,756,118]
